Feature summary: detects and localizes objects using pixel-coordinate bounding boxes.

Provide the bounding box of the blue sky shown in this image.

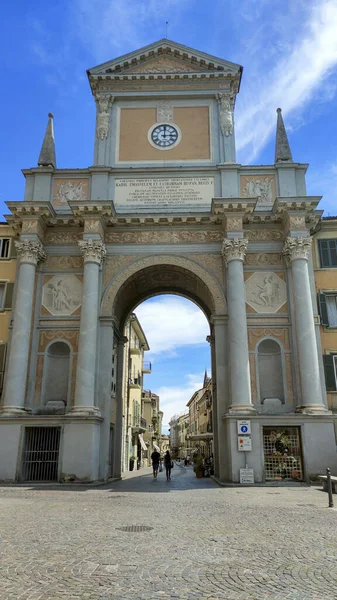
[2,0,337,429]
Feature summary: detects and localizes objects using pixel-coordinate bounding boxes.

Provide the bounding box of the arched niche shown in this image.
[42,341,71,407]
[257,338,285,405]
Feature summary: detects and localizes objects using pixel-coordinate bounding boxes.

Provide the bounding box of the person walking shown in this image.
[164,450,172,481]
[151,449,161,479]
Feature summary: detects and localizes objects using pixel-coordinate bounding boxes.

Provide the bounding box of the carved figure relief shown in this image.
[95,94,114,140]
[245,272,287,314]
[157,101,173,122]
[42,275,82,316]
[53,179,89,207]
[216,93,234,136]
[241,175,276,208]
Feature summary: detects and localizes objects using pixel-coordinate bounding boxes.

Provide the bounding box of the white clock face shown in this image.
[148,123,182,150]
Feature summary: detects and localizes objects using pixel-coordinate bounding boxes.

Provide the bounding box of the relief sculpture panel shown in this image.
[42,275,82,316]
[245,272,287,314]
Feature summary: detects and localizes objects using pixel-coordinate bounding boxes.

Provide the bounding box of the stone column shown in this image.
[1,240,46,415]
[70,239,106,416]
[211,316,230,480]
[222,238,255,414]
[283,237,328,413]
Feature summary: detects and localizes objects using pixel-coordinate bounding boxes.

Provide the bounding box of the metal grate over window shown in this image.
[21,427,61,482]
[116,525,154,532]
[263,426,303,482]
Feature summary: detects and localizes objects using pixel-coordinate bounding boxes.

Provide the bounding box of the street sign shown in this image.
[240,468,254,484]
[237,420,251,435]
[238,436,252,451]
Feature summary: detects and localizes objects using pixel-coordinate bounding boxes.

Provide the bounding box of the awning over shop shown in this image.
[139,434,147,451]
[153,443,160,452]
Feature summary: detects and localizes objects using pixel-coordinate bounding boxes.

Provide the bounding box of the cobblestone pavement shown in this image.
[0,464,336,600]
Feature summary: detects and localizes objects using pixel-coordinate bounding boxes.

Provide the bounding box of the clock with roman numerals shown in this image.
[148,123,182,150]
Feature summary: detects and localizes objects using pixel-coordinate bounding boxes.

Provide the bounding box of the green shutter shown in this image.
[323,355,336,391]
[318,293,329,326]
[0,343,6,390]
[3,283,14,310]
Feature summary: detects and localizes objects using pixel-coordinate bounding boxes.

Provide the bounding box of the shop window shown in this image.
[263,427,303,481]
[318,239,337,268]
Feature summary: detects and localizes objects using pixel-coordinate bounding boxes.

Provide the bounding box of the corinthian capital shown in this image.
[221,238,248,263]
[282,236,312,263]
[78,239,106,265]
[15,240,46,265]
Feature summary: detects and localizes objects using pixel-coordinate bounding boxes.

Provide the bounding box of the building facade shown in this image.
[313,217,337,412]
[0,39,336,484]
[142,390,162,463]
[122,313,150,471]
[0,224,17,401]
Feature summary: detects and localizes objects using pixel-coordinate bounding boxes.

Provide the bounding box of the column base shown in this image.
[66,406,101,418]
[295,404,331,415]
[226,404,256,415]
[0,406,32,417]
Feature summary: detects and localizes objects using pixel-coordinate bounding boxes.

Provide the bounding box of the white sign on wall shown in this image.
[237,420,251,435]
[114,177,214,208]
[240,468,254,484]
[238,436,252,451]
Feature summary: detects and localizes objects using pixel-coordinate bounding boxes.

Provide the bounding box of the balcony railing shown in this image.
[142,361,152,374]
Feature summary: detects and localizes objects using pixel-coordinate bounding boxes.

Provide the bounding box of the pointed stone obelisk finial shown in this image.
[275,108,293,163]
[38,113,56,168]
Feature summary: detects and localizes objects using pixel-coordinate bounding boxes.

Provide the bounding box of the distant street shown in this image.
[0,464,335,599]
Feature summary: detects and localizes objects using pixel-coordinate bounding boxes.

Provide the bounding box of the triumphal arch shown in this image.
[0,39,336,483]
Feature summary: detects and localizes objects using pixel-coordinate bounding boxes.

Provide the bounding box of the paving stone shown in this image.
[0,464,335,599]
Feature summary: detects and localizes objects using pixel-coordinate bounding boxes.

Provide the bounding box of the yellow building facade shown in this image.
[313,217,337,412]
[0,224,17,397]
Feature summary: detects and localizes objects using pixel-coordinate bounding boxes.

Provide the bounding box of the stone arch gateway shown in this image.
[0,39,336,484]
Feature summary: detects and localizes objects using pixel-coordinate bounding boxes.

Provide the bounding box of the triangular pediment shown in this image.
[88,39,242,77]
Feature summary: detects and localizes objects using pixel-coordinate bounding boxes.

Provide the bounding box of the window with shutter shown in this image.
[323,355,337,391]
[3,283,14,310]
[318,293,329,326]
[319,239,337,267]
[0,343,6,391]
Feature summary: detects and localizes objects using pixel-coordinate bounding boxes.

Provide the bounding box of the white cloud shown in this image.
[236,0,337,163]
[157,372,204,428]
[134,296,210,356]
[72,0,190,62]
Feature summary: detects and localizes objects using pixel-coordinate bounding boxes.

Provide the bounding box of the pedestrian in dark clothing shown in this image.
[164,450,172,481]
[151,450,161,479]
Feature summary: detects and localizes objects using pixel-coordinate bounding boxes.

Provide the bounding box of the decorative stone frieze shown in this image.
[45,256,83,270]
[282,236,312,263]
[245,253,283,266]
[226,216,242,231]
[105,230,223,244]
[15,240,46,265]
[221,238,248,263]
[216,92,234,136]
[78,240,106,265]
[95,94,114,140]
[245,229,283,241]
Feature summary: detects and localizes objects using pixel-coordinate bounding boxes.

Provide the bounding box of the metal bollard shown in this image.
[326,467,334,508]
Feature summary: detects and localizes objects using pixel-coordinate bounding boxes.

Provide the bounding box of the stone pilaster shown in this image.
[283,236,329,413]
[1,241,46,416]
[222,238,255,414]
[69,240,106,417]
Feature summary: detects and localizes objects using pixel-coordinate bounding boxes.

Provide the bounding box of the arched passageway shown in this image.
[99,256,228,482]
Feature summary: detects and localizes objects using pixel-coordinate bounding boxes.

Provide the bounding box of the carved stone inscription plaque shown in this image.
[114,177,214,208]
